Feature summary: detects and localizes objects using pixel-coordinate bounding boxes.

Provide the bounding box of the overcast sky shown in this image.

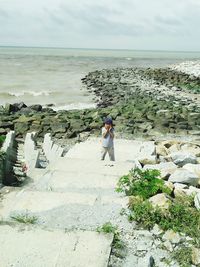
[0,0,199,51]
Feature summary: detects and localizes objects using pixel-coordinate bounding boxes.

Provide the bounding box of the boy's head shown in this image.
[104,118,113,129]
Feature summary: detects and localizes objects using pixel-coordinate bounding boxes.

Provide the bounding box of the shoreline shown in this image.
[0,61,199,143]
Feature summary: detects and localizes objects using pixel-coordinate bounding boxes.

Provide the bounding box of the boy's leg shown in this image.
[108,146,115,161]
[101,147,107,160]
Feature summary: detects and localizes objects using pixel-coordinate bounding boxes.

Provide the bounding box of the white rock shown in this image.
[149,193,170,210]
[163,240,174,252]
[162,230,183,244]
[184,186,200,196]
[144,162,177,180]
[170,152,198,167]
[194,193,200,210]
[183,163,200,178]
[174,183,188,189]
[169,169,199,186]
[192,247,200,265]
[180,143,200,157]
[151,224,163,236]
[139,156,157,165]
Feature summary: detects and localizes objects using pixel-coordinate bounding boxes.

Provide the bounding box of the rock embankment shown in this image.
[82,66,200,136]
[0,62,200,140]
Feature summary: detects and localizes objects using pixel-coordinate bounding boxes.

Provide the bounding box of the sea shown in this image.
[0,46,200,111]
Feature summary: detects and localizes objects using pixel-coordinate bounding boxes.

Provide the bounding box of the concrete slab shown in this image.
[35,170,120,192]
[0,225,113,267]
[65,138,155,162]
[0,189,97,220]
[49,158,136,176]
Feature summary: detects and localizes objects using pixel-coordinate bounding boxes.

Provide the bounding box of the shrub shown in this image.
[129,195,200,245]
[116,168,171,199]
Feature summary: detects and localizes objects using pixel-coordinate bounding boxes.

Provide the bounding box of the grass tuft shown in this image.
[11,212,38,224]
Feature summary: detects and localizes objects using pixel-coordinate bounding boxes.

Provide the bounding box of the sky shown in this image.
[0,0,199,51]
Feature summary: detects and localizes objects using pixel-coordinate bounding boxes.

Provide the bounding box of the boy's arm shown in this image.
[109,128,114,139]
[102,128,109,138]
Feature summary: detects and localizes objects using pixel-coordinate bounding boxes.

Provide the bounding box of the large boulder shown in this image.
[169,169,199,186]
[170,152,198,167]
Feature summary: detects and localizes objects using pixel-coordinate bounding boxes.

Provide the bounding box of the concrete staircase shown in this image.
[0,137,155,267]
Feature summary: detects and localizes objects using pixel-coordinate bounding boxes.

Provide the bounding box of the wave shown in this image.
[0,90,60,98]
[51,102,96,111]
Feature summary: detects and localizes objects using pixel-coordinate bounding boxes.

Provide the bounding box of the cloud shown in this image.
[0,0,199,51]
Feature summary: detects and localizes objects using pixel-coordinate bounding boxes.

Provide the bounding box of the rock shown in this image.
[194,193,200,210]
[29,104,42,112]
[13,102,27,111]
[149,193,171,210]
[164,181,174,193]
[144,162,177,180]
[4,103,15,114]
[0,121,14,129]
[168,143,181,153]
[184,186,200,196]
[151,224,163,236]
[174,183,188,189]
[170,152,198,167]
[51,123,69,134]
[192,247,200,265]
[169,169,199,186]
[180,143,200,157]
[163,240,174,252]
[14,122,29,135]
[174,188,186,197]
[183,163,200,178]
[139,156,157,165]
[162,230,183,245]
[156,144,168,156]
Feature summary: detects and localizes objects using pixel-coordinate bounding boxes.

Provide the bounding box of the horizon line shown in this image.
[0,45,200,53]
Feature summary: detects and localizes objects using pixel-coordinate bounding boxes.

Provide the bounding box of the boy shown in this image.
[101,118,115,161]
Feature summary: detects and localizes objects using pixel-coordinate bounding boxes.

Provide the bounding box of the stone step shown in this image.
[0,224,113,267]
[0,189,127,229]
[65,138,155,162]
[34,170,120,192]
[50,158,137,176]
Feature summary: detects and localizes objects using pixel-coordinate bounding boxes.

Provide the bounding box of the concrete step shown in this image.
[34,170,120,192]
[65,138,155,162]
[0,224,113,267]
[0,189,128,229]
[50,158,137,176]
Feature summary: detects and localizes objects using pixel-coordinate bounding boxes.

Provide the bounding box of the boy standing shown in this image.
[101,118,115,161]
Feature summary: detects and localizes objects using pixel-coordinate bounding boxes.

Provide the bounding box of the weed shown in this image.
[171,245,193,267]
[116,168,171,199]
[129,195,200,246]
[97,222,125,250]
[11,212,38,224]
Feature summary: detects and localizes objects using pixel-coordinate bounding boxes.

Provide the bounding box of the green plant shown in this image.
[116,168,171,199]
[128,197,163,229]
[11,212,38,224]
[129,195,200,246]
[171,245,193,267]
[97,222,124,250]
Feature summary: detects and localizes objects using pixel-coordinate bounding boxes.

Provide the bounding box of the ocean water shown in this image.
[0,46,200,110]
